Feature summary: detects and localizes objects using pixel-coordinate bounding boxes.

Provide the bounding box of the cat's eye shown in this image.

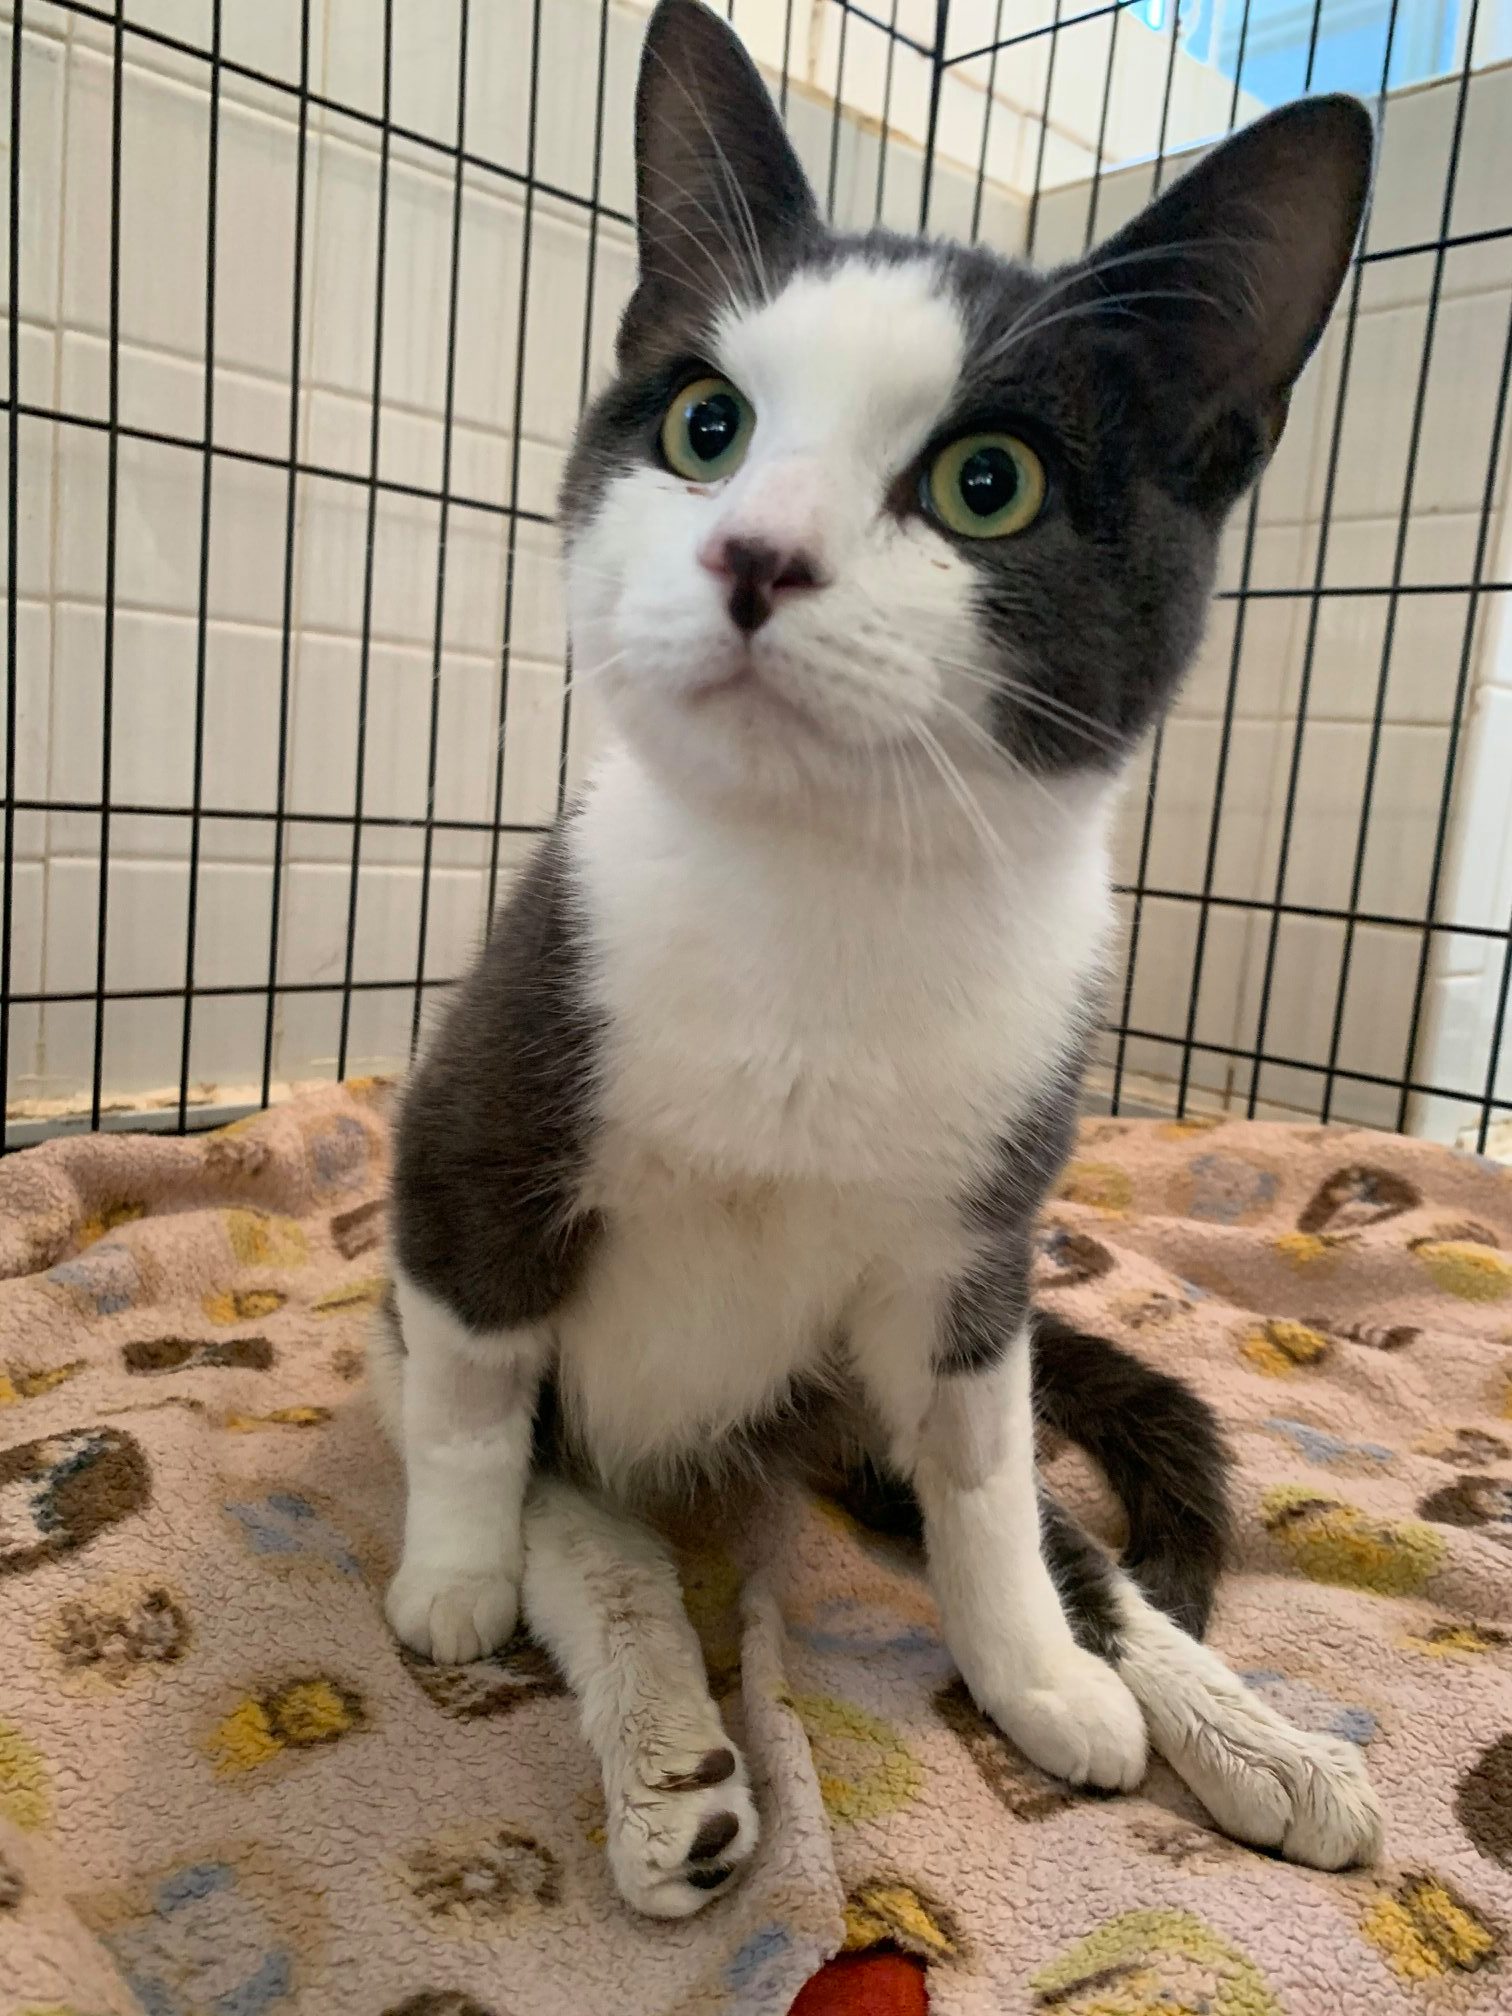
[660,375,755,482]
[924,432,1044,540]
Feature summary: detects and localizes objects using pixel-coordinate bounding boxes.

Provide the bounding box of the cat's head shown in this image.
[561,0,1371,836]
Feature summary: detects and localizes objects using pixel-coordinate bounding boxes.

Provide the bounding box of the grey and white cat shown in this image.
[372,0,1382,1919]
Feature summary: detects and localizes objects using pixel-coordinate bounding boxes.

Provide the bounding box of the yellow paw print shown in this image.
[1262,1484,1444,1596]
[1240,1319,1330,1377]
[208,1676,366,1775]
[1413,1239,1512,1303]
[1362,1872,1498,1979]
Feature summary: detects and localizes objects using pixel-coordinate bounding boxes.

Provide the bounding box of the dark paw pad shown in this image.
[684,1863,734,1891]
[688,1810,740,1862]
[658,1746,735,1791]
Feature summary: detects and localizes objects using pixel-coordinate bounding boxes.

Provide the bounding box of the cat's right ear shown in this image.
[621,0,819,359]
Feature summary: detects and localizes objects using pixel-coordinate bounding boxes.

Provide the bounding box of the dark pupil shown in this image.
[958,444,1019,519]
[686,390,741,463]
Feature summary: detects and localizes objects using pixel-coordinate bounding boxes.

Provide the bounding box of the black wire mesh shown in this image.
[3,0,1511,1152]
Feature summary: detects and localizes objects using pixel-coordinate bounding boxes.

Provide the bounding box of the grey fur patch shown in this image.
[937,1057,1083,1376]
[392,827,602,1335]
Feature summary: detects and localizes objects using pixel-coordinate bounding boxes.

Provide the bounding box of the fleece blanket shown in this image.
[1,1084,1510,2016]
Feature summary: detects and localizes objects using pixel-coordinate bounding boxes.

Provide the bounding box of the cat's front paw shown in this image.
[979,1644,1148,1791]
[607,1734,760,1919]
[386,1556,520,1664]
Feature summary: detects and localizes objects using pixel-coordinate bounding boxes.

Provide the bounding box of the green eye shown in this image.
[660,375,755,481]
[925,432,1045,539]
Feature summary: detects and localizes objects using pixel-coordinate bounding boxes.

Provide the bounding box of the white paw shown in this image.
[1166,1695,1384,1871]
[606,1734,760,1919]
[385,1557,520,1664]
[979,1645,1148,1792]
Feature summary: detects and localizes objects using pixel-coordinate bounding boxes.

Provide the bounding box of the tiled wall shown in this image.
[4,1,1511,1141]
[1034,66,1512,1136]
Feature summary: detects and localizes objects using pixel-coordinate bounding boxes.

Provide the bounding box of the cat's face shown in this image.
[560,0,1372,829]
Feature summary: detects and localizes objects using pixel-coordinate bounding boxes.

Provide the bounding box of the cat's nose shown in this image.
[698,534,822,635]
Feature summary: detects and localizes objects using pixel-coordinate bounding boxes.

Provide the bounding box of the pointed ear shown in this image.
[1082,95,1373,508]
[620,0,819,359]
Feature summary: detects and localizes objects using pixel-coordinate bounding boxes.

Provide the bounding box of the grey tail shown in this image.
[831,1311,1231,1644]
[1030,1310,1231,1639]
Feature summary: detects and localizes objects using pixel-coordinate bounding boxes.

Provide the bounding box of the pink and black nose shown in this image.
[698,535,822,636]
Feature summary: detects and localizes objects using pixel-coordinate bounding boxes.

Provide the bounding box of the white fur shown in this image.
[384,251,1381,1911]
[521,1479,758,1918]
[383,1274,544,1664]
[1109,1576,1385,1869]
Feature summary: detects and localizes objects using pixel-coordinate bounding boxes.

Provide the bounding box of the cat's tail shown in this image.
[831,1310,1230,1642]
[1029,1310,1230,1640]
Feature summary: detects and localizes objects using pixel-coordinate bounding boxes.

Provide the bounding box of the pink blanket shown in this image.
[2,1085,1510,2013]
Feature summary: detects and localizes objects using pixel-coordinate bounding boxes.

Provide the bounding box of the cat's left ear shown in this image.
[621,0,819,359]
[1082,94,1374,510]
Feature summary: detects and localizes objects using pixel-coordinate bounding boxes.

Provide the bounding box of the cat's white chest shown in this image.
[550,749,1114,1483]
[571,747,1109,1195]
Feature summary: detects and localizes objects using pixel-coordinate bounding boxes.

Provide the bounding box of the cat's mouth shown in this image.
[685,664,826,738]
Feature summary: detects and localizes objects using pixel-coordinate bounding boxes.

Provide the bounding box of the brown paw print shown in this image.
[1419,1474,1512,1543]
[1457,1736,1512,1869]
[401,1828,561,1926]
[0,1427,151,1577]
[1035,1224,1114,1290]
[384,1998,499,2016]
[124,1335,273,1375]
[932,1678,1073,1821]
[50,1582,189,1681]
[401,1640,567,1720]
[1307,1313,1419,1353]
[330,1197,384,1258]
[1415,1426,1511,1467]
[1298,1164,1420,1234]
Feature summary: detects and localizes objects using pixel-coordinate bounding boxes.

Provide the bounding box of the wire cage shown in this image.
[4,0,1512,1156]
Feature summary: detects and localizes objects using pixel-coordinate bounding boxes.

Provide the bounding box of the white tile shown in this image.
[1306,517,1489,724]
[1363,71,1455,271]
[1266,719,1450,920]
[1411,970,1496,1142]
[268,985,343,1088]
[1435,683,1512,935]
[323,0,461,148]
[0,329,60,597]
[1130,717,1287,904]
[458,0,536,187]
[1445,66,1512,296]
[285,628,435,843]
[284,630,558,864]
[44,849,185,995]
[60,325,293,477]
[533,0,622,207]
[1,22,66,345]
[278,856,419,986]
[54,410,288,624]
[1114,894,1253,1101]
[68,1,328,119]
[2,859,44,1108]
[1237,913,1422,1128]
[1183,549,1305,723]
[0,600,49,829]
[62,45,206,361]
[303,383,566,518]
[1330,287,1512,526]
[49,604,284,848]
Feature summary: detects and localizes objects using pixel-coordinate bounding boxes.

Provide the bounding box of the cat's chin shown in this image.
[683,664,828,740]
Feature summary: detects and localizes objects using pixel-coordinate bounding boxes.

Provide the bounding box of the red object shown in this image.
[788,1952,930,2016]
